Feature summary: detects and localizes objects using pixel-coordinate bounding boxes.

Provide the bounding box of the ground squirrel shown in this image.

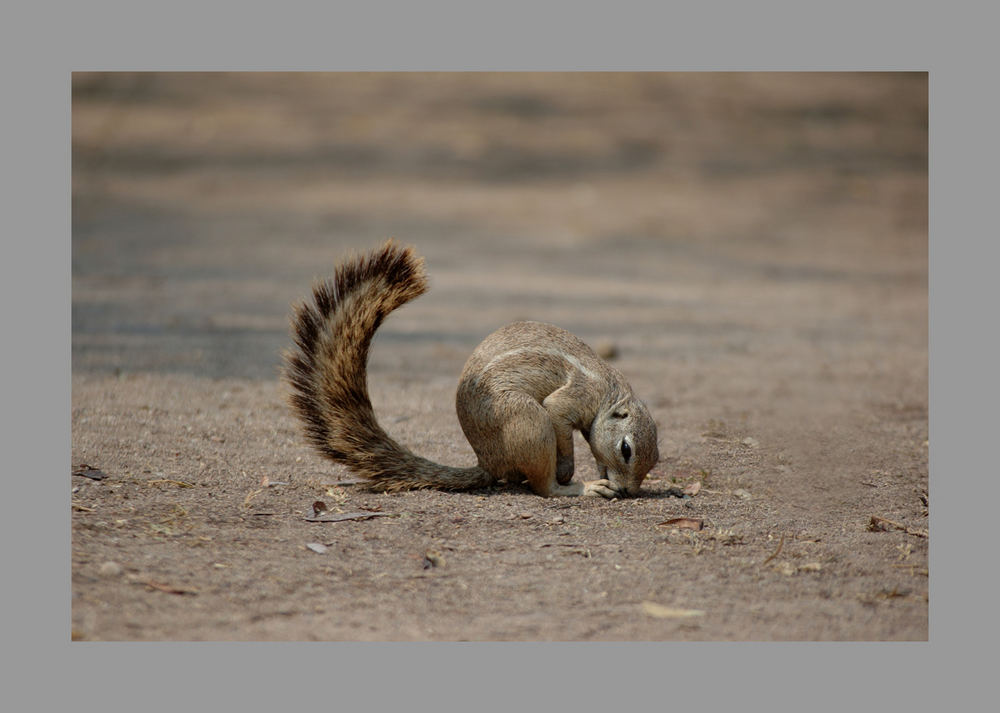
[284,241,659,498]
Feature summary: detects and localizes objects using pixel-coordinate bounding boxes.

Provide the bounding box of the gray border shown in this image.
[8,0,988,709]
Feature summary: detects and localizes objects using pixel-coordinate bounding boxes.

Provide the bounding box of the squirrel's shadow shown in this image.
[325,479,690,501]
[458,481,692,501]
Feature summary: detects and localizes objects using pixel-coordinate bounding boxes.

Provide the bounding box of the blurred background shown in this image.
[71,72,926,396]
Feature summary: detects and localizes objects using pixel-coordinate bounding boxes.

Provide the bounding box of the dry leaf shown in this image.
[305,543,327,554]
[657,517,704,531]
[641,601,705,618]
[423,550,444,569]
[868,516,928,538]
[682,481,702,496]
[72,464,107,481]
[867,515,897,532]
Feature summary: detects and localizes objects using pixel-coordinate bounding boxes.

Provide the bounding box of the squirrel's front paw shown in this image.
[582,479,620,498]
[555,457,575,485]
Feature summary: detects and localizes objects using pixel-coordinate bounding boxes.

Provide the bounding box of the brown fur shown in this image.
[284,241,659,498]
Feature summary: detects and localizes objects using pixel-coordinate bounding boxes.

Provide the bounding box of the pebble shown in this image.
[98,561,122,577]
[595,341,619,360]
[733,488,752,500]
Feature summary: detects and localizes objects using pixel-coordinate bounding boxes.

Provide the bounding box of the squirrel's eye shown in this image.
[620,439,632,463]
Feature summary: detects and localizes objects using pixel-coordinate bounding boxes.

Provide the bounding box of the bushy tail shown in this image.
[283,241,492,491]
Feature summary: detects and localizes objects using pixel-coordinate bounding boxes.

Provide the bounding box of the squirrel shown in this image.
[283,241,659,498]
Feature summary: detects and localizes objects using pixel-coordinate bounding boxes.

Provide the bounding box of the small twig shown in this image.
[761,533,785,566]
[242,488,263,508]
[134,579,198,595]
[537,543,591,557]
[303,511,400,523]
[147,479,195,488]
[890,564,929,576]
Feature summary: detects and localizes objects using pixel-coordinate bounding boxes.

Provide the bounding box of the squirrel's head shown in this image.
[588,394,659,497]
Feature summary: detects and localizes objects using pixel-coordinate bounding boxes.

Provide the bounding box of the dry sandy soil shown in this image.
[71,72,927,640]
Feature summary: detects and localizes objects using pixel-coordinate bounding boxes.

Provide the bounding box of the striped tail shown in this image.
[283,241,492,491]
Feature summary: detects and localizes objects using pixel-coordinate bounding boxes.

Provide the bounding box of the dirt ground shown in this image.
[71,72,927,640]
